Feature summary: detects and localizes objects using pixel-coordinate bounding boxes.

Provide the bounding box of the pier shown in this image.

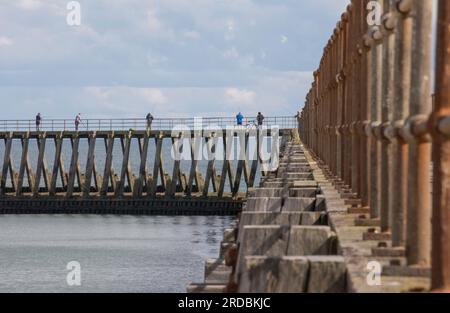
[188,0,450,293]
[0,117,298,215]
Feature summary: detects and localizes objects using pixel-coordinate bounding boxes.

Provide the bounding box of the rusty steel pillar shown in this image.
[360,0,371,210]
[340,11,350,187]
[405,0,433,267]
[392,0,412,248]
[349,2,360,196]
[344,5,353,190]
[379,0,396,234]
[335,20,345,180]
[431,0,450,292]
[369,1,384,220]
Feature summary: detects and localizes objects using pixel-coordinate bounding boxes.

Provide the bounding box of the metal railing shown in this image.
[298,0,450,291]
[0,116,298,132]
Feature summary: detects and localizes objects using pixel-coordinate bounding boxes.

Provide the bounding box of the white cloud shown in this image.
[139,88,167,105]
[281,35,288,44]
[183,30,200,40]
[147,9,163,33]
[0,36,13,47]
[225,88,255,105]
[223,47,239,59]
[16,0,42,10]
[225,19,237,41]
[147,52,169,67]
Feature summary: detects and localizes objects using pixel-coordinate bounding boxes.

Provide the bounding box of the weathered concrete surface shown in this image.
[306,256,347,292]
[303,148,432,293]
[287,226,337,256]
[186,284,227,293]
[204,259,232,284]
[238,256,347,293]
[246,197,283,212]
[239,212,325,226]
[190,140,432,293]
[239,256,309,293]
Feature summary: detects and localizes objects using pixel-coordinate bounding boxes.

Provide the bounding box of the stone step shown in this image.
[186,283,227,293]
[245,197,316,212]
[240,212,327,226]
[204,259,232,284]
[238,256,347,293]
[235,225,338,278]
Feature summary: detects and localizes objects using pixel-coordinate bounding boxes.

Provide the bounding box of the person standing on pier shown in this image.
[75,113,81,131]
[35,113,42,131]
[146,113,154,130]
[236,112,244,126]
[256,112,265,127]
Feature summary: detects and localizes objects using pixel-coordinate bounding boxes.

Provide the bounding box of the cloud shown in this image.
[139,88,167,105]
[147,9,163,33]
[0,36,13,47]
[223,47,239,59]
[0,0,351,118]
[15,0,42,10]
[225,88,256,105]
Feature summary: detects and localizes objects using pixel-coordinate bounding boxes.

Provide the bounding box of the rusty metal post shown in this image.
[369,0,383,220]
[405,0,433,267]
[360,0,371,210]
[431,0,450,291]
[350,2,360,196]
[392,0,412,247]
[379,0,396,234]
[340,11,350,186]
[352,0,362,198]
[344,5,353,190]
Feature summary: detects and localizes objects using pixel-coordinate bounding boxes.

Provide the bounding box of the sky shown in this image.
[0,0,349,119]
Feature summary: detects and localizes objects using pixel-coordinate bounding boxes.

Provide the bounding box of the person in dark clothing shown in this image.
[75,113,81,131]
[146,113,154,130]
[256,112,265,126]
[35,113,42,131]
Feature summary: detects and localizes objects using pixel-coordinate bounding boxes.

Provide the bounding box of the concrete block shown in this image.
[204,259,232,284]
[287,226,337,256]
[292,181,319,188]
[246,197,282,212]
[299,212,327,226]
[282,197,315,212]
[236,226,290,277]
[306,256,347,293]
[240,212,302,226]
[223,228,236,243]
[289,188,318,198]
[239,256,309,293]
[248,188,288,198]
[187,283,227,293]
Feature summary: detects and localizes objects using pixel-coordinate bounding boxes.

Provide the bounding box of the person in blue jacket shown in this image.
[236,112,244,126]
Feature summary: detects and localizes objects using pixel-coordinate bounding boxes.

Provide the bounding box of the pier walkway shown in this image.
[0,125,298,215]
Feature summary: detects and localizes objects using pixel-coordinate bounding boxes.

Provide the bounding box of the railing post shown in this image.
[392,0,413,248]
[431,0,450,291]
[405,0,433,267]
[379,0,396,235]
[369,1,383,221]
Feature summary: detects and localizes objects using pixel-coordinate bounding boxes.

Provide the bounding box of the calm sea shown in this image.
[0,214,233,293]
